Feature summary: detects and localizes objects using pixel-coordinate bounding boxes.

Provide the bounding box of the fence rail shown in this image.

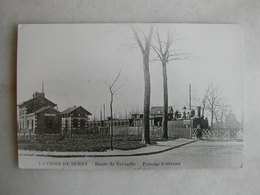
[18,126,244,142]
[192,128,243,141]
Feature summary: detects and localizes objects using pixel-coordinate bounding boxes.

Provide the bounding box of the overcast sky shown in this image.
[17,24,244,121]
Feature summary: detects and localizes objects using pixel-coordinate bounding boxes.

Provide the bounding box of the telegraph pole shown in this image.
[189,84,192,138]
[42,81,44,93]
[189,84,192,110]
[103,104,106,120]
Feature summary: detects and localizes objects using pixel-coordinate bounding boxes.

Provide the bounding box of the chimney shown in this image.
[197,106,201,117]
[42,81,44,93]
[33,91,45,98]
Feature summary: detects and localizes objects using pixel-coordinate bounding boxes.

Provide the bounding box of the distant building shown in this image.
[150,106,174,126]
[18,90,60,134]
[130,113,144,127]
[150,106,174,118]
[61,106,92,135]
[129,106,174,127]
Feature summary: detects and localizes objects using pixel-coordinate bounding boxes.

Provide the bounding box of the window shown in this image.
[46,118,53,129]
[73,119,78,127]
[65,119,68,128]
[80,119,85,127]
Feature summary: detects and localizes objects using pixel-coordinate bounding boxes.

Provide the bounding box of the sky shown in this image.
[17,24,244,121]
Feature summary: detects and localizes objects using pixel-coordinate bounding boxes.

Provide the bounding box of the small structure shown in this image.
[150,106,174,127]
[61,106,92,136]
[18,90,60,134]
[130,113,144,127]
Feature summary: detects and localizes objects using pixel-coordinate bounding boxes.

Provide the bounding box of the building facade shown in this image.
[18,91,60,134]
[150,106,174,127]
[61,106,92,136]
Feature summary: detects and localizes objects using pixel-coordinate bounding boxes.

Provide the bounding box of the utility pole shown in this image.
[189,84,191,110]
[42,81,44,93]
[189,84,192,138]
[103,104,106,121]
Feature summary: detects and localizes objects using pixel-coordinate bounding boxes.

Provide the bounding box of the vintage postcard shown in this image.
[17,24,244,169]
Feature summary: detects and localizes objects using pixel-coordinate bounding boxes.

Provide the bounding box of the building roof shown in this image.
[61,107,77,114]
[18,96,57,114]
[150,106,173,115]
[34,106,60,114]
[61,106,92,115]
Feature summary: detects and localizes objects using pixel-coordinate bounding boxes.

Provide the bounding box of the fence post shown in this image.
[190,126,192,139]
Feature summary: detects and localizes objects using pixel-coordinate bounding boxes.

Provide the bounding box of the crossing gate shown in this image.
[192,128,243,141]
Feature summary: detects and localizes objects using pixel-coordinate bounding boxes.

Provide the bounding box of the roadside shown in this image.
[18,138,196,158]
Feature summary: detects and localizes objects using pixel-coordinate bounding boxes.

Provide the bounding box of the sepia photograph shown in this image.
[17,23,244,169]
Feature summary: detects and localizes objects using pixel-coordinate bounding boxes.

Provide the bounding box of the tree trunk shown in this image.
[110,94,113,150]
[211,104,214,130]
[162,61,168,140]
[214,112,220,129]
[131,25,153,145]
[142,55,151,144]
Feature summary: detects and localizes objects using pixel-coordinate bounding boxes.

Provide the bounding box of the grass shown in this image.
[18,134,158,152]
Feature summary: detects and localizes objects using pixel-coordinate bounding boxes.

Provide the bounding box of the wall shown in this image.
[168,127,192,139]
[113,125,192,139]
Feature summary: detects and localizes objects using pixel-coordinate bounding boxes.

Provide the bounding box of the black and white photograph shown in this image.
[17,23,244,169]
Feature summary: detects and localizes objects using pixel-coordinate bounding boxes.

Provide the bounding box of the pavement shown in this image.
[143,140,244,168]
[18,138,196,158]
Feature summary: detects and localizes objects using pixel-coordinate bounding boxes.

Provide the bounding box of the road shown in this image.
[138,140,243,168]
[19,140,243,169]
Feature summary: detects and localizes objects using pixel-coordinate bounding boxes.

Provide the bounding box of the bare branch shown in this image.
[150,57,161,62]
[110,71,121,89]
[167,56,189,61]
[131,25,145,55]
[131,25,154,56]
[134,25,150,43]
[152,45,163,61]
[104,71,123,96]
[168,52,189,56]
[113,83,124,94]
[156,28,164,55]
[145,26,154,53]
[152,27,189,64]
[164,30,173,58]
[104,80,110,87]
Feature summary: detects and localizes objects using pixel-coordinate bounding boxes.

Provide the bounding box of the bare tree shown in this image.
[201,86,210,117]
[152,28,188,140]
[214,99,231,129]
[204,83,221,129]
[131,25,153,144]
[127,106,142,118]
[105,71,123,150]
